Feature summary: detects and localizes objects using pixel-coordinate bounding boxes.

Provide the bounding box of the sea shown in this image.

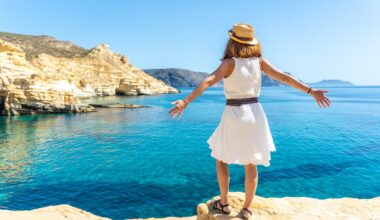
[0,86,379,219]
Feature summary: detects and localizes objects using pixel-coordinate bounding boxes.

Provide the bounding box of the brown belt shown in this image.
[226,97,259,106]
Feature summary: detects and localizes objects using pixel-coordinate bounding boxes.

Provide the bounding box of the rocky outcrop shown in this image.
[0,33,178,116]
[26,43,178,97]
[0,204,110,220]
[1,192,379,220]
[0,39,96,115]
[196,192,380,220]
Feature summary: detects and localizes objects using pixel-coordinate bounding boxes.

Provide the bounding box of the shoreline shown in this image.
[1,192,379,220]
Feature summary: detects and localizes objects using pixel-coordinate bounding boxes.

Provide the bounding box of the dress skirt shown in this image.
[207,103,276,166]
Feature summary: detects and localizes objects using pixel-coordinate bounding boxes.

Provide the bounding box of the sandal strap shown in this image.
[212,200,219,209]
[242,207,252,215]
[212,199,230,211]
[218,200,230,207]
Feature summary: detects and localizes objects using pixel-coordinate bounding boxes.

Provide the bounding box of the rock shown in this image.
[0,204,110,220]
[196,192,380,220]
[89,103,147,108]
[116,68,179,95]
[28,43,178,97]
[1,193,378,220]
[0,33,179,116]
[121,55,128,64]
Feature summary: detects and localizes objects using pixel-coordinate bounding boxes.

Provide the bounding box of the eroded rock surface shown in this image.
[0,204,110,220]
[196,192,380,220]
[0,33,178,116]
[1,192,379,220]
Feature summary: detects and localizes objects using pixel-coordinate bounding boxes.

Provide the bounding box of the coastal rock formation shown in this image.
[0,32,178,115]
[196,192,380,220]
[0,39,96,115]
[1,192,379,219]
[0,204,110,220]
[27,43,178,97]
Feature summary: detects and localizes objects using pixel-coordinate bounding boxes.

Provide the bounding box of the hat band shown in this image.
[229,30,254,41]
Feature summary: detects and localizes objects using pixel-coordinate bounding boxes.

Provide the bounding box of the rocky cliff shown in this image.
[1,192,378,220]
[0,33,178,115]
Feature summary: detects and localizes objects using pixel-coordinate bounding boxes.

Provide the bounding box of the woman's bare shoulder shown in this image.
[221,58,235,70]
[220,58,235,78]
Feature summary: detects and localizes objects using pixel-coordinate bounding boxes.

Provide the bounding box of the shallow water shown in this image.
[0,86,379,219]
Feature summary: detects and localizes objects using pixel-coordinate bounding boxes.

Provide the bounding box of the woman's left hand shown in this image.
[310,89,332,108]
[169,99,189,119]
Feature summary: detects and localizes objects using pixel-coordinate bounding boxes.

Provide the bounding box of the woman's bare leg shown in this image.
[243,163,258,208]
[216,160,230,204]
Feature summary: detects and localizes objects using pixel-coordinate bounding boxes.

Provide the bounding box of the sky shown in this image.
[1,0,380,85]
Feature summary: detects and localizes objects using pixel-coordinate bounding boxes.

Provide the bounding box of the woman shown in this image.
[169,23,331,219]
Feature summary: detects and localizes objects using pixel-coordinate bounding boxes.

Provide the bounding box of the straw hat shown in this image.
[228,23,258,45]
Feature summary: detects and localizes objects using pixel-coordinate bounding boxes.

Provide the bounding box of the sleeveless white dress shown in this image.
[207,57,276,166]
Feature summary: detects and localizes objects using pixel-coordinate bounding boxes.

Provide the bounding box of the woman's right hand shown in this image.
[169,99,189,119]
[310,89,332,108]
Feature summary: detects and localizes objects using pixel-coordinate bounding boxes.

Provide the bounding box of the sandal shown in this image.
[210,199,231,215]
[240,207,253,220]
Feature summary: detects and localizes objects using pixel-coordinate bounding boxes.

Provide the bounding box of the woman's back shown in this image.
[223,57,262,99]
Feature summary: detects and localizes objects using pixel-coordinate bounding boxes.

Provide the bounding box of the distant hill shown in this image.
[144,68,291,88]
[144,68,222,87]
[146,69,354,88]
[308,79,354,87]
[0,32,90,60]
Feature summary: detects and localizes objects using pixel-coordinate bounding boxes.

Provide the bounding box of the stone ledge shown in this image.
[196,192,380,220]
[0,204,110,220]
[1,192,379,220]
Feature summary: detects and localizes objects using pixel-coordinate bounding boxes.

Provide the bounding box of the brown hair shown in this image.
[222,39,262,60]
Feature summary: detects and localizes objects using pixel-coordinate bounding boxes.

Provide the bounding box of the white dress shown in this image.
[207,56,276,166]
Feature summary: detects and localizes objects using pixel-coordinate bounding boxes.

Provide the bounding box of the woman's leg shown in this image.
[243,163,258,208]
[216,159,230,204]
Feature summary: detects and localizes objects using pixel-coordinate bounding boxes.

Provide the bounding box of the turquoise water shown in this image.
[0,86,379,219]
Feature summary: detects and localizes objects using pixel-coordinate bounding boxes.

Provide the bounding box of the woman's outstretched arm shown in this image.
[169,58,234,119]
[260,58,332,108]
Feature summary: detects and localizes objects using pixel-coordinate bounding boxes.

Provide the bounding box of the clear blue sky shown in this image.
[1,0,379,85]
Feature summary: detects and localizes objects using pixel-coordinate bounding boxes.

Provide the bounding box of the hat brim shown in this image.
[228,32,258,45]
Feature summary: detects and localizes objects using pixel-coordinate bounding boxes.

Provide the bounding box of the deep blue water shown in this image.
[0,86,379,219]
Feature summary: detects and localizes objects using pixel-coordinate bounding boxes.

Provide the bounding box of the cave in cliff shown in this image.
[0,97,4,114]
